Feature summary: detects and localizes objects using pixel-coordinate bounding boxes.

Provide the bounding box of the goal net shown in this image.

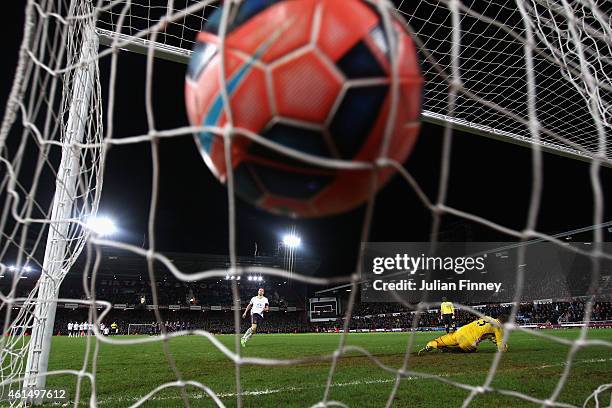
[0,0,609,407]
[127,323,155,335]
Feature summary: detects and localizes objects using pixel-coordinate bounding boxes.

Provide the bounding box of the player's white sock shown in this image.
[242,327,252,340]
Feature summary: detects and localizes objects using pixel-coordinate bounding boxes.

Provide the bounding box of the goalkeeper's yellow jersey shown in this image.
[457,316,505,350]
[440,301,454,315]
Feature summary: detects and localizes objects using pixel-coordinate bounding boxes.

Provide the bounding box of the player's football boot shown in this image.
[240,338,246,348]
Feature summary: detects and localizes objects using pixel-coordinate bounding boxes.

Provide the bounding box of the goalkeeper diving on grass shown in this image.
[241,288,269,347]
[418,315,508,354]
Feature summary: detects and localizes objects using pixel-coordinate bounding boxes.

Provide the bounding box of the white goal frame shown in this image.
[127,323,155,336]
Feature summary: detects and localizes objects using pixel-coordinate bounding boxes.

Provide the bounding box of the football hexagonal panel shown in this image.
[233,163,265,204]
[185,45,244,144]
[259,0,316,63]
[223,64,272,133]
[337,40,386,79]
[205,0,316,64]
[396,21,421,78]
[250,163,333,200]
[249,122,333,167]
[316,0,379,62]
[271,51,342,123]
[329,84,389,159]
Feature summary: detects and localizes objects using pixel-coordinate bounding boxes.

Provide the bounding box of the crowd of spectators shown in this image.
[340,300,611,329]
[51,299,611,335]
[6,268,609,334]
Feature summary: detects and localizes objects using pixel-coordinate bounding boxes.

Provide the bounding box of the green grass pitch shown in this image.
[41,329,611,407]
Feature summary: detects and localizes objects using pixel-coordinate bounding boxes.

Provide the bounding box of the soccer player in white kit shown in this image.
[67,322,73,337]
[241,288,269,347]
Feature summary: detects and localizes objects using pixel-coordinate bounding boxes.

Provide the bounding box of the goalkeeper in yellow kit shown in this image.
[418,315,508,354]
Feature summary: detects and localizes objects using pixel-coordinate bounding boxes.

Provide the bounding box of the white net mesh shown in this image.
[401,0,612,160]
[0,0,610,407]
[94,0,611,160]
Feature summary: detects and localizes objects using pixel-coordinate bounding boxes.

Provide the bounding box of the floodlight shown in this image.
[86,216,117,236]
[282,234,301,248]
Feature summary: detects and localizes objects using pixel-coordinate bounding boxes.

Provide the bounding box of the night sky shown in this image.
[1,2,610,278]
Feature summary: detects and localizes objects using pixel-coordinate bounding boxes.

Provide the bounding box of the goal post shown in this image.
[0,0,104,404]
[309,297,340,322]
[22,22,100,398]
[127,323,156,335]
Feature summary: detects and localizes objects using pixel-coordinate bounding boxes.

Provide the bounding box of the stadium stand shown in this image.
[5,249,609,336]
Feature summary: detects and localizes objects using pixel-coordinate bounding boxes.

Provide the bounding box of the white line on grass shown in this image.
[97,376,422,404]
[536,357,612,369]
